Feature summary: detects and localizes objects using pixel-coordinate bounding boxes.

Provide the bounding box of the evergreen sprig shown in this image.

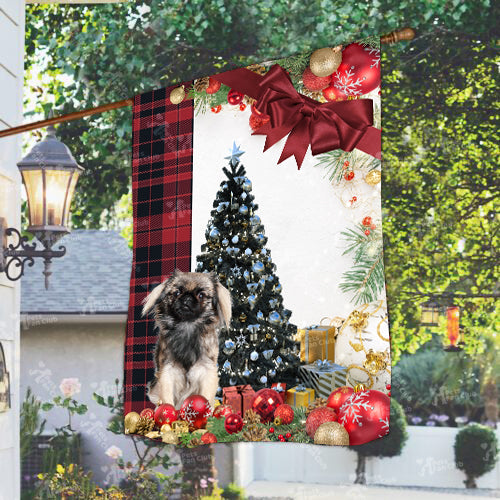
[339,224,385,305]
[188,83,231,115]
[357,35,381,49]
[274,50,312,85]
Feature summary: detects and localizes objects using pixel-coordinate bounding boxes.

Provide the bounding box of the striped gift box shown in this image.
[298,361,347,399]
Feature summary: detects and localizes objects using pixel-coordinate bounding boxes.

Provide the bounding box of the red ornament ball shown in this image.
[305,407,337,439]
[344,171,355,181]
[213,404,233,420]
[322,84,347,102]
[227,88,244,105]
[327,386,354,412]
[201,432,218,444]
[206,77,221,94]
[338,390,390,446]
[179,395,212,430]
[249,113,270,132]
[386,384,391,390]
[362,216,373,227]
[154,404,178,427]
[140,408,154,420]
[211,105,222,114]
[239,103,247,111]
[269,427,275,433]
[224,413,244,434]
[274,403,294,425]
[302,66,331,91]
[251,388,283,423]
[331,43,380,97]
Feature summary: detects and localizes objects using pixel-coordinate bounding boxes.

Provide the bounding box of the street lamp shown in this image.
[420,299,440,327]
[0,125,83,289]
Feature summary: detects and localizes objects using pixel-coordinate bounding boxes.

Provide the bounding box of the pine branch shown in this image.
[357,35,381,49]
[274,50,312,85]
[188,83,231,115]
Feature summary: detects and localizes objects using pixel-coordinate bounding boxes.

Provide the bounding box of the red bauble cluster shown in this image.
[224,413,244,434]
[179,395,212,430]
[154,404,178,427]
[249,104,270,131]
[305,407,337,439]
[251,388,283,423]
[227,88,244,105]
[302,66,331,91]
[338,390,390,445]
[213,404,233,419]
[274,403,294,425]
[140,408,154,420]
[327,386,354,412]
[201,432,218,444]
[206,77,221,94]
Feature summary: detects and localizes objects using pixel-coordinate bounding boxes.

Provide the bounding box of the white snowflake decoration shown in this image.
[378,416,390,438]
[231,264,242,277]
[181,401,199,425]
[364,45,380,69]
[203,403,213,419]
[235,333,247,348]
[338,390,374,426]
[333,67,364,96]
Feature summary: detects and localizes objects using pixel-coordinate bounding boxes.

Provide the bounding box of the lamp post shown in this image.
[0,125,83,289]
[420,299,440,327]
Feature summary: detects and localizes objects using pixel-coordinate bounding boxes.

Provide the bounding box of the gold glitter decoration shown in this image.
[314,422,350,446]
[349,310,369,332]
[194,76,209,92]
[365,170,382,186]
[364,349,388,375]
[124,411,140,434]
[247,64,268,75]
[171,420,189,435]
[161,430,179,445]
[170,85,186,105]
[273,416,283,426]
[353,384,366,393]
[160,423,172,434]
[135,416,155,435]
[309,46,342,77]
[145,431,161,439]
[239,313,247,322]
[244,95,257,106]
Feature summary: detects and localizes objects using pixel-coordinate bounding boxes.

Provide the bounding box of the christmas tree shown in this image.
[196,143,300,391]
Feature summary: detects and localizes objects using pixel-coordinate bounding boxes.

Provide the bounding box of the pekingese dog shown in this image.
[142,270,231,409]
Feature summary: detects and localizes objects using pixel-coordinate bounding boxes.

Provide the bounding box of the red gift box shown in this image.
[271,382,287,394]
[222,385,255,415]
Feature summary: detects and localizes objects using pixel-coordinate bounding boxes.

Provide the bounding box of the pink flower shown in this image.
[105,445,123,460]
[59,378,81,398]
[200,479,208,489]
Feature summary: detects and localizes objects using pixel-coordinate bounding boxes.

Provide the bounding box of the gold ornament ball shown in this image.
[309,47,342,77]
[160,423,172,434]
[314,422,350,446]
[365,170,382,186]
[170,85,185,105]
[124,411,140,434]
[162,430,179,445]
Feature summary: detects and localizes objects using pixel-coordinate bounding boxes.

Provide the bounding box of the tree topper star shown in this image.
[225,142,245,166]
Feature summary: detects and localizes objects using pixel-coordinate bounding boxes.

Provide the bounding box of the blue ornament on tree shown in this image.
[232,235,239,244]
[209,228,220,239]
[242,178,252,192]
[244,248,252,256]
[252,261,265,273]
[239,205,249,215]
[269,311,281,324]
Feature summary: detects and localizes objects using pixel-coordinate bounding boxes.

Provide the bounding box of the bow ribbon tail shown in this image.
[277,119,311,168]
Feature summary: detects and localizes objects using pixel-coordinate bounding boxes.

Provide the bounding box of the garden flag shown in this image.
[124,38,391,446]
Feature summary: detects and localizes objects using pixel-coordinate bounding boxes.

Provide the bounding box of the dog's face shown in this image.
[142,270,232,329]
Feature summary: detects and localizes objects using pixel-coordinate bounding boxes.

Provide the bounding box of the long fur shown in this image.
[142,270,231,408]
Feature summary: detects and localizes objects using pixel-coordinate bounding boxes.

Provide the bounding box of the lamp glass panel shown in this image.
[44,169,72,226]
[21,169,44,227]
[62,171,80,226]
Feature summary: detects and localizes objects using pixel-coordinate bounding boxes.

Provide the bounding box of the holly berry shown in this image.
[352,196,357,202]
[285,432,292,439]
[362,216,373,227]
[269,427,274,433]
[344,171,355,181]
[344,160,350,167]
[387,392,391,397]
[239,103,247,111]
[278,434,284,440]
[365,229,371,236]
[211,105,222,113]
[386,384,391,390]
[206,77,221,94]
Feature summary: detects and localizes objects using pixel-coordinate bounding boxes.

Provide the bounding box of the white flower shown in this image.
[59,378,81,398]
[105,445,123,460]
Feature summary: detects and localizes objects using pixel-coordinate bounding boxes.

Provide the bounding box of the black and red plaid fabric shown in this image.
[124,84,194,414]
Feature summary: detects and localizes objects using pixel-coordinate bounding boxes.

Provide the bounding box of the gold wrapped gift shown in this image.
[285,385,315,407]
[297,318,338,363]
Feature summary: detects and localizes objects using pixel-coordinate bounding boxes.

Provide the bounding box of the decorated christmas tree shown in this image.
[196,143,300,391]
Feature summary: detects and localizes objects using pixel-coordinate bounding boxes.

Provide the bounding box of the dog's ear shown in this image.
[214,282,232,328]
[142,281,167,317]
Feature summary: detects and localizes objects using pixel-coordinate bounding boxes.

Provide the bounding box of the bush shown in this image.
[454,423,498,488]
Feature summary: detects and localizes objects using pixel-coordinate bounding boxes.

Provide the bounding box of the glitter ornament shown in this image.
[251,388,283,423]
[314,421,350,446]
[206,77,221,94]
[179,394,212,430]
[154,404,178,427]
[365,169,381,185]
[224,413,244,434]
[309,46,343,77]
[169,85,185,104]
[213,404,233,419]
[302,66,331,91]
[201,432,218,444]
[305,407,338,439]
[274,403,294,425]
[124,412,140,434]
[140,408,155,420]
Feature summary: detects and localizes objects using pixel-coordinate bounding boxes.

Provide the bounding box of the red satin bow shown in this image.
[252,65,374,168]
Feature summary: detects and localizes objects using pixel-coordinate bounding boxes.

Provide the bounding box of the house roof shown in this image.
[21,230,132,314]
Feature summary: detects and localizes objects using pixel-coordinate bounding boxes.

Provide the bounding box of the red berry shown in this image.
[371,224,377,230]
[362,216,373,227]
[352,196,357,202]
[269,427,274,433]
[386,384,391,390]
[364,229,370,236]
[278,434,284,440]
[302,66,331,91]
[285,432,292,439]
[239,103,247,111]
[344,161,350,167]
[206,77,221,94]
[344,171,355,181]
[387,392,391,397]
[211,105,222,113]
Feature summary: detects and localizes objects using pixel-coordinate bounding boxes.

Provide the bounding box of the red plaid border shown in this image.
[124,85,194,414]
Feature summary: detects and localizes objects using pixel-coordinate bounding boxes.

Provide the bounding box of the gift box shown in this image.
[271,382,287,395]
[222,385,255,415]
[297,318,338,363]
[299,360,347,399]
[285,385,315,407]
